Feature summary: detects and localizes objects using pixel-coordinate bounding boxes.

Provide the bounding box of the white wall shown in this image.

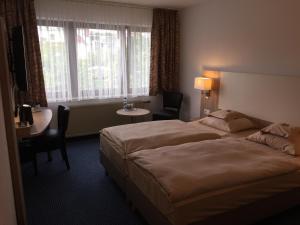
[0,85,17,225]
[180,0,300,121]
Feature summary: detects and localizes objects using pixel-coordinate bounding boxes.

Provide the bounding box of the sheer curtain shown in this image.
[38,21,72,102]
[129,27,151,96]
[75,23,126,100]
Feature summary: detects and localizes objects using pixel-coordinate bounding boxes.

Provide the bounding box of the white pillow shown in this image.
[247,131,296,156]
[261,123,291,138]
[199,117,255,133]
[209,109,245,122]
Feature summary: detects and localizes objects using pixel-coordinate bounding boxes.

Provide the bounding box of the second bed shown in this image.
[127,134,300,225]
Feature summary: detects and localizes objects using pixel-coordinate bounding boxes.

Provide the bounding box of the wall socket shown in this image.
[204,109,211,115]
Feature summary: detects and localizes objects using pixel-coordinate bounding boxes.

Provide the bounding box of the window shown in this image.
[38,22,151,102]
[129,29,151,96]
[38,25,72,102]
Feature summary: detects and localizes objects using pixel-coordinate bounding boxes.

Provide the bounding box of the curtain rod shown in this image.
[63,0,154,10]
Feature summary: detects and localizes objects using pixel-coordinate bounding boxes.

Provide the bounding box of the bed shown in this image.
[100,71,300,224]
[127,137,300,225]
[122,71,300,225]
[100,119,258,189]
[100,120,219,188]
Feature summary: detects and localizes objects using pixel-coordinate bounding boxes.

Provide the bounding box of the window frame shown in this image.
[37,22,73,102]
[37,20,151,102]
[127,27,151,95]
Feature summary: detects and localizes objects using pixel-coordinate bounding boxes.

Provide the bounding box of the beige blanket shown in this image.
[129,138,300,203]
[101,120,221,155]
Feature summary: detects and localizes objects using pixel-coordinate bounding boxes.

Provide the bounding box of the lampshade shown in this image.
[194,77,212,91]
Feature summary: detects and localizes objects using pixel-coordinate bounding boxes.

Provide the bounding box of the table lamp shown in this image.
[194,77,212,98]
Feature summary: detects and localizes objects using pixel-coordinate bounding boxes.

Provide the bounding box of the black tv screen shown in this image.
[12,26,28,92]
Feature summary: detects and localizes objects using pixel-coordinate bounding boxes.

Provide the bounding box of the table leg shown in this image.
[131,117,135,123]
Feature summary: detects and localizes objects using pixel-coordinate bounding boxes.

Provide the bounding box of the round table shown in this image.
[116,108,150,123]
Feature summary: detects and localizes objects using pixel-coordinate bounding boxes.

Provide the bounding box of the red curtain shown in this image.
[149,8,180,96]
[0,0,47,106]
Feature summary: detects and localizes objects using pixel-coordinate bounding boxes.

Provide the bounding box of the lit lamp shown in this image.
[194,77,212,98]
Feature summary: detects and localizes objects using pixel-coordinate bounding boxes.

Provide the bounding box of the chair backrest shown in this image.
[57,105,70,137]
[162,91,183,113]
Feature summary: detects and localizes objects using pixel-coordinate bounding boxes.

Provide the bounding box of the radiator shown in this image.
[48,97,160,137]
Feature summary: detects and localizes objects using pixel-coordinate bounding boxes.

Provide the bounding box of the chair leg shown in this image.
[47,151,53,162]
[60,143,70,170]
[32,152,38,176]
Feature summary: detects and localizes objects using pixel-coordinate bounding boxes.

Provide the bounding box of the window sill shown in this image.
[48,96,152,108]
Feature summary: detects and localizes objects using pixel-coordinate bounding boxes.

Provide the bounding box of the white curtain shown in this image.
[129,27,151,96]
[75,23,126,100]
[36,0,152,102]
[38,21,72,102]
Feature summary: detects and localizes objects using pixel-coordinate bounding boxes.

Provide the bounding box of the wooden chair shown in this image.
[20,105,70,175]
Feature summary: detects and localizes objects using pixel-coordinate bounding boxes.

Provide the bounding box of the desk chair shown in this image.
[20,105,70,175]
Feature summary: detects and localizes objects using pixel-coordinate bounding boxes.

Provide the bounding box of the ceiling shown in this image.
[98,0,206,9]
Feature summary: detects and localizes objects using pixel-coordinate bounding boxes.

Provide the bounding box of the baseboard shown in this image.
[66,133,99,141]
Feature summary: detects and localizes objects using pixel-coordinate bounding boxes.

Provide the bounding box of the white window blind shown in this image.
[36,0,152,102]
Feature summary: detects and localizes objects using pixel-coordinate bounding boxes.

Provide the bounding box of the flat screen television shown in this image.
[12,25,28,92]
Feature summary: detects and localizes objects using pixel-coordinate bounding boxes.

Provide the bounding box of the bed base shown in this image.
[100,151,127,192]
[100,149,300,225]
[126,178,300,225]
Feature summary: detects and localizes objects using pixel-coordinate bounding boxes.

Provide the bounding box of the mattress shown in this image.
[100,121,258,176]
[101,120,221,156]
[101,133,128,177]
[100,121,222,174]
[127,138,300,225]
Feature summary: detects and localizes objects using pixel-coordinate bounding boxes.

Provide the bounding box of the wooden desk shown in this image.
[15,108,52,139]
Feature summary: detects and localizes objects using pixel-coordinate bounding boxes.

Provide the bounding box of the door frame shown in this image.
[0,17,27,225]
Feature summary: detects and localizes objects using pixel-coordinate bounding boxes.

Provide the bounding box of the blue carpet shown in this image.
[22,136,146,225]
[22,136,300,225]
